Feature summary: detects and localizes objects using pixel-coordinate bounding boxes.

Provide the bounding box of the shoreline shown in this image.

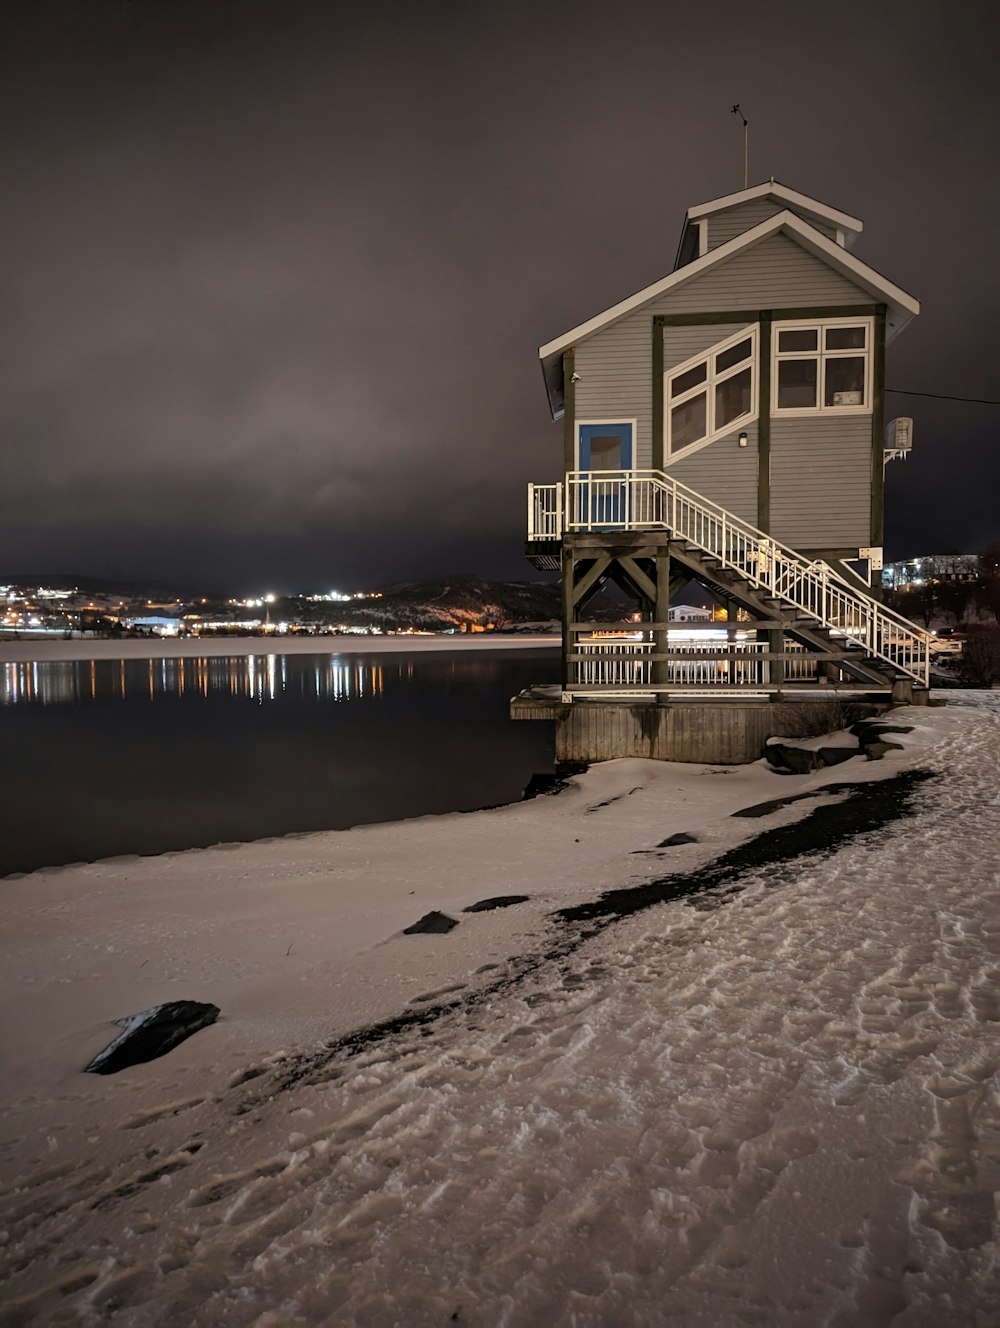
[0,632,560,664]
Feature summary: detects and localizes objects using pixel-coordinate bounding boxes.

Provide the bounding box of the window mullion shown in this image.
[669,381,708,408]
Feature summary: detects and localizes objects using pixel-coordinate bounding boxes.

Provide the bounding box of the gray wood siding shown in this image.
[707,200,783,249]
[662,322,753,374]
[574,316,653,466]
[708,202,838,250]
[667,421,759,525]
[573,234,870,479]
[667,234,867,312]
[770,416,872,549]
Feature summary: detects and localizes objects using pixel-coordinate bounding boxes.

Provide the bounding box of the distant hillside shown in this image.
[290,575,563,632]
[288,575,626,632]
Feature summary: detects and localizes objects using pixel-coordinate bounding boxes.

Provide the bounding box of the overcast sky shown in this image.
[1,0,997,593]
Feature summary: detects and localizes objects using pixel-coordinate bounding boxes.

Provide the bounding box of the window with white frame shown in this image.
[665,326,757,455]
[773,317,873,414]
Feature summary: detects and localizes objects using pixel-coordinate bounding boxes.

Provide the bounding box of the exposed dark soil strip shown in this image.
[730,788,843,819]
[254,767,936,1098]
[557,769,936,924]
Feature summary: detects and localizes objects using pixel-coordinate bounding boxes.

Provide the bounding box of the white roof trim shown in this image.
[686,181,863,233]
[779,214,919,320]
[538,210,918,364]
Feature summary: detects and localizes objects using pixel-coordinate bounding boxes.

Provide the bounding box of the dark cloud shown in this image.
[1,0,997,591]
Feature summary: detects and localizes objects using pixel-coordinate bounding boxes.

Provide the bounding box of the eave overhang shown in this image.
[538,210,919,421]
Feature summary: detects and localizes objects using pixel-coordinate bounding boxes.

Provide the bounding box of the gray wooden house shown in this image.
[518,181,929,763]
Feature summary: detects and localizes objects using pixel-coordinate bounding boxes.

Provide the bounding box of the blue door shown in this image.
[578,423,633,528]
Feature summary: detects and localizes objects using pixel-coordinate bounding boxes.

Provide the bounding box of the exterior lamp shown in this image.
[738,431,749,447]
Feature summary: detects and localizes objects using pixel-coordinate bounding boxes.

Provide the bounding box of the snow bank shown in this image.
[1,698,998,1324]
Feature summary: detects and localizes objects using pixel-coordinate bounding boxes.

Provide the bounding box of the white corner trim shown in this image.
[537,210,918,365]
[686,181,864,234]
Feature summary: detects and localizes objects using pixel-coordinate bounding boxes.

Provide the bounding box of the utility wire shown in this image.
[886,388,1000,406]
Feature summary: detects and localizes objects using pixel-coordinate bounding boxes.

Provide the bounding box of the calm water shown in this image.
[0,649,560,877]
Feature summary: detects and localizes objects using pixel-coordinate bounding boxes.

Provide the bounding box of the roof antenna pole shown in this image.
[731,104,749,189]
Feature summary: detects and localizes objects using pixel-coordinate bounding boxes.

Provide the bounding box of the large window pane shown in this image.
[778,328,817,353]
[671,393,707,449]
[715,338,752,374]
[824,356,865,406]
[825,325,866,350]
[671,362,707,397]
[716,367,752,428]
[777,358,818,408]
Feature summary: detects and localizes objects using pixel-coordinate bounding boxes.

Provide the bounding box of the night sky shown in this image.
[2,0,997,593]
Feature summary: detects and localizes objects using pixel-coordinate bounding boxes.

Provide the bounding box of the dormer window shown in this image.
[665,326,757,456]
[773,317,873,414]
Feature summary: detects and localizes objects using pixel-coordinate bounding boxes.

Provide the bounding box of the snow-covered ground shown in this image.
[1,697,998,1324]
[0,634,559,664]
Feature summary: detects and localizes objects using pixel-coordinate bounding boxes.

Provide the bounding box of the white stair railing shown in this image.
[528,482,563,539]
[528,471,929,685]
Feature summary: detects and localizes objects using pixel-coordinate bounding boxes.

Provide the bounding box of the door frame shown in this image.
[575,419,637,472]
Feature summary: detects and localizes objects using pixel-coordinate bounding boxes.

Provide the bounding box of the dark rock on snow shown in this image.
[850,721,914,739]
[766,714,911,771]
[463,895,530,912]
[403,911,459,935]
[85,1000,220,1075]
[817,746,857,767]
[765,742,824,775]
[863,738,905,761]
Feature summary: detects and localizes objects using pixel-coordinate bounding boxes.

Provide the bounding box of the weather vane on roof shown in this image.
[731,104,749,190]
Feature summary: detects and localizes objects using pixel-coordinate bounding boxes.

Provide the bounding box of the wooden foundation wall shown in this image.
[552,700,887,765]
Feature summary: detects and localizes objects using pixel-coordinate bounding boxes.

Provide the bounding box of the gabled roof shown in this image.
[685,180,864,237]
[539,209,919,419]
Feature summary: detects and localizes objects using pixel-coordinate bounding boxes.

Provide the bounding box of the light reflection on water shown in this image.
[0,648,560,876]
[1,654,393,707]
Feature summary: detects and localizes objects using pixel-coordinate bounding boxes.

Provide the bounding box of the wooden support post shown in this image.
[654,548,671,692]
[767,628,784,701]
[561,549,575,690]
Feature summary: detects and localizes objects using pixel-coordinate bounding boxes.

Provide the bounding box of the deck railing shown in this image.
[572,636,818,691]
[527,471,930,686]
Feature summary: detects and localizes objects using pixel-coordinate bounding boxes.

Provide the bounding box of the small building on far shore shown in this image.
[668,603,712,623]
[121,615,182,636]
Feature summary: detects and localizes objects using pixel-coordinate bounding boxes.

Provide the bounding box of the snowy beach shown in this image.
[1,696,999,1324]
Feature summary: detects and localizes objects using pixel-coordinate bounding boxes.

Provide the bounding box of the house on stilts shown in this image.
[513,180,929,764]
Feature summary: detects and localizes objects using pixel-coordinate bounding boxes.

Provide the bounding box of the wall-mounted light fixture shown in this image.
[738,431,749,448]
